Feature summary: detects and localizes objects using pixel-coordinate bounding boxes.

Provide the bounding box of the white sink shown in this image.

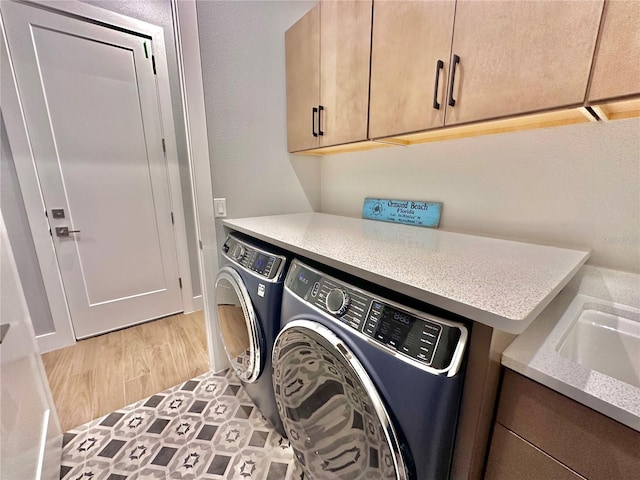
[557,298,640,388]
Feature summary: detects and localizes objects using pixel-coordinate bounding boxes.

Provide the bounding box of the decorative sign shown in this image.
[362,198,442,228]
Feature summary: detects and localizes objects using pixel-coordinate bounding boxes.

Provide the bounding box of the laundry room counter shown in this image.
[223,213,589,334]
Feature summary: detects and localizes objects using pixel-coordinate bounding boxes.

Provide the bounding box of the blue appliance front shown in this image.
[215,233,288,437]
[272,259,468,479]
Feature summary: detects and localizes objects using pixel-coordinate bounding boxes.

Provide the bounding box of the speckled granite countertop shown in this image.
[502,266,640,431]
[223,213,589,334]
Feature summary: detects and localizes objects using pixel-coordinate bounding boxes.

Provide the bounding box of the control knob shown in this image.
[326,288,350,316]
[230,243,245,261]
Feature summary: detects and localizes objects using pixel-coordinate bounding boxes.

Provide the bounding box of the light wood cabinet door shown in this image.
[285,3,320,153]
[589,0,640,102]
[445,0,604,126]
[369,0,456,139]
[319,0,372,147]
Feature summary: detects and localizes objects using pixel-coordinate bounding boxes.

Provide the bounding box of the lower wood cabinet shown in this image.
[486,369,640,480]
[486,424,583,480]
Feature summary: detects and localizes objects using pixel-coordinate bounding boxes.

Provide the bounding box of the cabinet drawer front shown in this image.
[445,1,603,126]
[486,423,584,480]
[497,370,640,480]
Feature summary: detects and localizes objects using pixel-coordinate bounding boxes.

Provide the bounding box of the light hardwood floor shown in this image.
[42,311,209,432]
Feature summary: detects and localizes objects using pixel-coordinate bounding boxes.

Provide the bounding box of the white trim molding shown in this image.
[192,295,203,312]
[172,0,226,372]
[1,0,195,352]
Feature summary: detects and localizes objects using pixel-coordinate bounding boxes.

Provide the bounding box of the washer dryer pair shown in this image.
[213,232,288,437]
[272,259,469,480]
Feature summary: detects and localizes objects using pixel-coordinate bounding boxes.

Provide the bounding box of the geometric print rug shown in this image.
[59,369,304,479]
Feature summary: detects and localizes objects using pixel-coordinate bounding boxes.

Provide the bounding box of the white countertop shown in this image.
[502,266,640,431]
[223,213,590,333]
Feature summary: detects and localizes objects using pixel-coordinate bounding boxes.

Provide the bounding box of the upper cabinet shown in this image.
[444,0,604,127]
[285,1,372,153]
[368,0,604,137]
[285,4,320,153]
[369,0,456,139]
[588,0,640,103]
[286,0,638,154]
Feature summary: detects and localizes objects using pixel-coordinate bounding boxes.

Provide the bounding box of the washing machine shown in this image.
[214,232,288,436]
[272,259,469,479]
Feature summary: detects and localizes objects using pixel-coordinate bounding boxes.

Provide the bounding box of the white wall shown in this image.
[196,0,321,250]
[321,118,640,273]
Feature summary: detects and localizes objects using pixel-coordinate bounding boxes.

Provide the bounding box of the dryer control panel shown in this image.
[222,235,284,280]
[285,260,467,375]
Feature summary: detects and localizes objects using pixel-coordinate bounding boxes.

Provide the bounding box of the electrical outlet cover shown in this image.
[214,198,227,218]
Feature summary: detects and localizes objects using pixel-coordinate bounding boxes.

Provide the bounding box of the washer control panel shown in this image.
[285,260,467,373]
[364,301,441,365]
[222,235,283,280]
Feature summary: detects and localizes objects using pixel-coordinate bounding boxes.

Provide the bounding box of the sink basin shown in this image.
[557,298,640,388]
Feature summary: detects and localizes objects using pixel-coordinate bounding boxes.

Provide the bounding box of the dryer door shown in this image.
[214,266,262,383]
[273,320,409,480]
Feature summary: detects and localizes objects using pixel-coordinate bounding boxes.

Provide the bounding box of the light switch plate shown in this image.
[214,198,227,218]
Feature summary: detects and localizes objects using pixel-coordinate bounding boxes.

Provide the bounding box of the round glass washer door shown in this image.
[214,266,262,383]
[272,320,409,480]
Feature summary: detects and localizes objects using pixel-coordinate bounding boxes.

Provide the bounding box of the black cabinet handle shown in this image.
[448,54,460,107]
[318,105,324,136]
[433,60,444,110]
[312,107,318,137]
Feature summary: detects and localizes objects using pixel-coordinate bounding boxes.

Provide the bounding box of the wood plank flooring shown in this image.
[42,311,209,432]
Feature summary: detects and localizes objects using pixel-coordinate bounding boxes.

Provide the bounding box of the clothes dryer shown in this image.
[272,259,468,479]
[214,232,288,436]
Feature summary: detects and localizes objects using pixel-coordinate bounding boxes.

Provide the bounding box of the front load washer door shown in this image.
[272,320,409,480]
[214,266,262,383]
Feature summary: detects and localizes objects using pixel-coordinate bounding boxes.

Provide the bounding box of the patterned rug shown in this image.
[60,369,303,479]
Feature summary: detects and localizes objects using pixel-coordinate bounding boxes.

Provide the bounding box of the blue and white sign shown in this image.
[362,198,442,228]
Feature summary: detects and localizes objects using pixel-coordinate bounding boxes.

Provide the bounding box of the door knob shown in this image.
[55,226,81,237]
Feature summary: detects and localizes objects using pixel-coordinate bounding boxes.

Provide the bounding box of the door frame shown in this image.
[171,0,226,372]
[1,0,196,352]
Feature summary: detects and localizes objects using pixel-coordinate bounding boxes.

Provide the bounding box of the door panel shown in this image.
[588,0,640,102]
[445,0,603,126]
[319,0,372,147]
[369,0,456,138]
[1,213,61,480]
[33,27,167,303]
[2,1,182,338]
[285,3,320,152]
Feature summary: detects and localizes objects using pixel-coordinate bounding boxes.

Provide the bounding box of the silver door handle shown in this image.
[55,226,81,237]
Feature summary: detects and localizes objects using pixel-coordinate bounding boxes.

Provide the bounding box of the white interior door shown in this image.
[1,211,62,480]
[2,1,183,338]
